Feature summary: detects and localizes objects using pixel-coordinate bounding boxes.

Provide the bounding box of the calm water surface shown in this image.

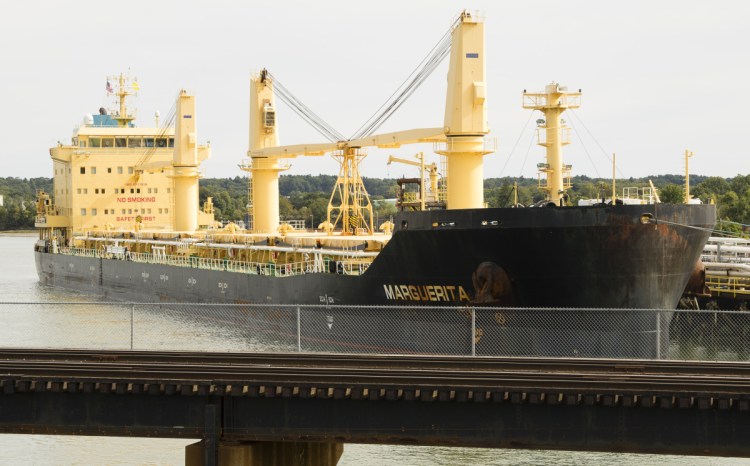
[0,233,747,465]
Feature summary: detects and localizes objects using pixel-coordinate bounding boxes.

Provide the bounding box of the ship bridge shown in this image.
[39,74,213,239]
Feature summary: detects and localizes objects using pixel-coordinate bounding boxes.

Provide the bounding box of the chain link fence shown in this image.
[2,303,750,361]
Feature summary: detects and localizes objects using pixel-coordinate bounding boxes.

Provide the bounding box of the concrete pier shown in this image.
[185,440,344,466]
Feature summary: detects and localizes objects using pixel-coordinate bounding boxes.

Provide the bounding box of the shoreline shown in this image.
[0,230,36,237]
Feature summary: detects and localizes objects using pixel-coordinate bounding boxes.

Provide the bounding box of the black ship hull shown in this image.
[35,204,716,358]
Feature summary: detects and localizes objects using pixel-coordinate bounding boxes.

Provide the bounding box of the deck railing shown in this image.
[57,247,370,277]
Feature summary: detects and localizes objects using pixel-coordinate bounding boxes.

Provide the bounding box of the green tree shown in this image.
[659,184,685,204]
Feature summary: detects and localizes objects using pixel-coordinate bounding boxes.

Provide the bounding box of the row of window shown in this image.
[80,166,134,175]
[75,187,170,195]
[79,137,175,149]
[81,208,170,216]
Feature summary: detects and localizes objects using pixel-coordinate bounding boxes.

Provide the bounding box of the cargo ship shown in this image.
[34,12,715,357]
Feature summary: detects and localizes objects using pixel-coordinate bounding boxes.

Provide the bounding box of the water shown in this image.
[0,233,746,465]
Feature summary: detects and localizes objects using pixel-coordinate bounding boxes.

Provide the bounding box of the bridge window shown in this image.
[128,137,142,148]
[144,138,155,147]
[102,138,114,148]
[89,137,101,148]
[115,138,126,148]
[168,138,174,147]
[156,138,167,148]
[78,140,87,148]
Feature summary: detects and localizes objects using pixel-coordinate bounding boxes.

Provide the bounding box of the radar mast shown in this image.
[109,73,138,127]
[523,83,581,206]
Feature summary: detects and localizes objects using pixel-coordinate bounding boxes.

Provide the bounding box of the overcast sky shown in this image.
[1,0,748,182]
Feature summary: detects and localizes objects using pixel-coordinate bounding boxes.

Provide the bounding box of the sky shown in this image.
[1,0,748,182]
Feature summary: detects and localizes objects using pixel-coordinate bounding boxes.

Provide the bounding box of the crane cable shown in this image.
[349,15,460,140]
[569,108,626,178]
[265,71,346,143]
[135,92,178,168]
[265,14,460,144]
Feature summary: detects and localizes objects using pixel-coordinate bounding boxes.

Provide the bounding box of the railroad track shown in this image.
[1,349,750,395]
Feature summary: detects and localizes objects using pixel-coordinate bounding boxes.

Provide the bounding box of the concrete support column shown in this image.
[186,440,344,466]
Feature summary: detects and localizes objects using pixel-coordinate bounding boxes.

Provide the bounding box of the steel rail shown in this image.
[3,362,750,392]
[2,348,750,376]
[2,353,750,394]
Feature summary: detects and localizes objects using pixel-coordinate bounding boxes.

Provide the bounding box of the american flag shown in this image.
[106,80,113,94]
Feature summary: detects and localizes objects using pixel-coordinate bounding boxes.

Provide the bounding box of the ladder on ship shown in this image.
[246,173,254,232]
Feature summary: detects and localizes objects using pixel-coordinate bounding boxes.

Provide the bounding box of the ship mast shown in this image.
[523,83,581,206]
[684,149,694,204]
[111,73,136,127]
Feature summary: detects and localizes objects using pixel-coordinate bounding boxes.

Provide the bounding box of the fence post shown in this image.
[471,308,476,357]
[131,304,135,351]
[655,310,661,360]
[297,306,302,352]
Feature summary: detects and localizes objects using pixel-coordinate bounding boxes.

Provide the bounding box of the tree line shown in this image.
[0,177,52,230]
[2,174,749,232]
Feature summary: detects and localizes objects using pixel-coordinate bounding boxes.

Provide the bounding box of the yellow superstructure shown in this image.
[36,75,213,245]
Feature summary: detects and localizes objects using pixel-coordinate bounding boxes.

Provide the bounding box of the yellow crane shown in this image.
[243,10,492,235]
[387,152,441,211]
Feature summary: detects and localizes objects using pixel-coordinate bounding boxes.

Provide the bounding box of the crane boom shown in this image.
[387,155,437,172]
[248,127,445,160]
